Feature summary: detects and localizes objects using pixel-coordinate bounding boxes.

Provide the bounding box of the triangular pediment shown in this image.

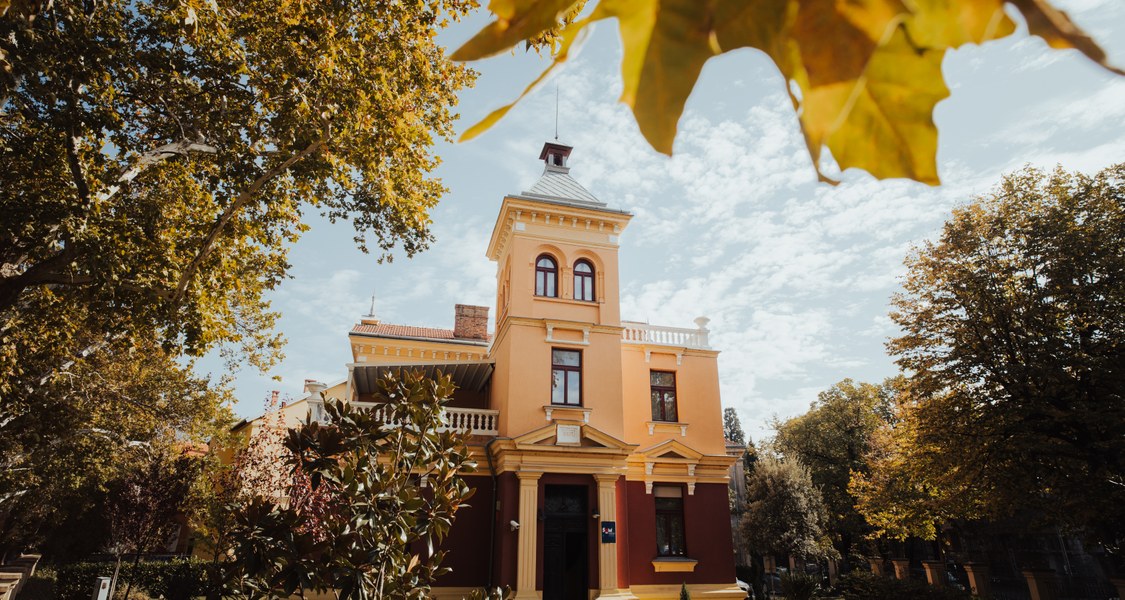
[512,422,637,452]
[636,439,705,462]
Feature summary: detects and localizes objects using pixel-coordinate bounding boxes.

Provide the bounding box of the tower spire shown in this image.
[554,84,559,141]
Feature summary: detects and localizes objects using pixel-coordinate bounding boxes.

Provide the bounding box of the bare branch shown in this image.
[97,139,218,204]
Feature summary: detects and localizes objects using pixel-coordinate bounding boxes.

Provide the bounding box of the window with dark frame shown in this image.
[654,485,686,557]
[551,349,581,405]
[573,260,595,302]
[535,255,558,297]
[650,371,678,422]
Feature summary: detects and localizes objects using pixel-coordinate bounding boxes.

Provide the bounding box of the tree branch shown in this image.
[0,136,216,313]
[96,139,219,204]
[171,124,329,305]
[0,246,78,311]
[65,126,92,205]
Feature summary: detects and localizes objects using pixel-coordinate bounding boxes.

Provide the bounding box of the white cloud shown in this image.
[211,8,1125,450]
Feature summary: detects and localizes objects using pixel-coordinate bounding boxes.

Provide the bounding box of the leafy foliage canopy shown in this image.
[772,378,898,554]
[226,370,477,600]
[853,164,1125,550]
[0,0,475,396]
[739,456,837,561]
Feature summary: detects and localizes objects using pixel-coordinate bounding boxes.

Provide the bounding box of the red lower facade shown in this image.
[433,469,740,600]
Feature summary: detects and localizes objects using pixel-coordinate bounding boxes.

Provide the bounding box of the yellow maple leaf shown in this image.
[453,0,1123,185]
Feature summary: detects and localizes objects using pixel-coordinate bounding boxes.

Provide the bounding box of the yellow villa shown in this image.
[242,143,742,600]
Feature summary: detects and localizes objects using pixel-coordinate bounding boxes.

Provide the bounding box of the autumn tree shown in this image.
[740,457,836,563]
[105,447,202,600]
[848,395,947,543]
[0,338,231,559]
[226,370,476,599]
[854,164,1125,554]
[454,1,1121,185]
[0,0,475,400]
[772,378,898,557]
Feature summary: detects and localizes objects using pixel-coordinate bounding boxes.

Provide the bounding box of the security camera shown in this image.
[509,520,520,531]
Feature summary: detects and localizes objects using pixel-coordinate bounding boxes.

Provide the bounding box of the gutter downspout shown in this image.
[485,437,499,590]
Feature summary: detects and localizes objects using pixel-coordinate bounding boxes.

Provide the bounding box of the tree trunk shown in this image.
[122,552,143,600]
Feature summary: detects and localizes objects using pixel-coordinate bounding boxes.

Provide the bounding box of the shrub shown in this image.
[55,558,207,600]
[840,570,970,600]
[780,571,821,600]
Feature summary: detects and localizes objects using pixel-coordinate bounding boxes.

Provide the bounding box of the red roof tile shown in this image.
[351,323,490,342]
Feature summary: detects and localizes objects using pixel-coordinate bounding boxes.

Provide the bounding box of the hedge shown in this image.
[840,570,970,600]
[56,558,208,600]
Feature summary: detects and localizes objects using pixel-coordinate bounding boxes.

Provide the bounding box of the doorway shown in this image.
[543,485,589,600]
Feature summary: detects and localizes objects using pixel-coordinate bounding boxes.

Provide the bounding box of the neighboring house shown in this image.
[243,143,742,600]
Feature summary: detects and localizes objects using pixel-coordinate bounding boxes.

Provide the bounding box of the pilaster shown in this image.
[921,560,945,587]
[1022,569,1058,600]
[515,471,542,600]
[891,559,910,580]
[594,474,635,600]
[963,562,992,598]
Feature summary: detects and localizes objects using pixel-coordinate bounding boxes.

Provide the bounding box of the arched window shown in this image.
[573,260,595,302]
[535,255,558,297]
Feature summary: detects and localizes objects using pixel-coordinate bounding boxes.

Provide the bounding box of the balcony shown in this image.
[311,401,499,436]
[622,317,711,350]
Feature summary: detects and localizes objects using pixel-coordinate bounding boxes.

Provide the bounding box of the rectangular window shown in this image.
[650,371,678,422]
[654,485,686,557]
[551,349,581,406]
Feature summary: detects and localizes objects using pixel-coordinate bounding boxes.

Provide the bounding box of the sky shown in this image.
[202,0,1125,444]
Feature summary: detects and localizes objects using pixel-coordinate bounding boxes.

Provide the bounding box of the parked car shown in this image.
[736,578,754,599]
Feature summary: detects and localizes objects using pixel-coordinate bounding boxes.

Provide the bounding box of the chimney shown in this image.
[454,304,489,340]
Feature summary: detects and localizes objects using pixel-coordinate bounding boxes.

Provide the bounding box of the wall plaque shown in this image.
[556,423,581,444]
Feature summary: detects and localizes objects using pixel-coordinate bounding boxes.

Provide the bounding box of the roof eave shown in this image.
[349,330,490,346]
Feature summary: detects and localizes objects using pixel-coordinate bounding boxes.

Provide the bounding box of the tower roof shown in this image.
[518,141,605,208]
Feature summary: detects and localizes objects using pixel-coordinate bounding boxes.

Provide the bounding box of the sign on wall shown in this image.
[556,424,581,445]
[601,521,616,543]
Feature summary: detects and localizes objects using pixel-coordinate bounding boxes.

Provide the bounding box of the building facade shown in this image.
[282,143,741,600]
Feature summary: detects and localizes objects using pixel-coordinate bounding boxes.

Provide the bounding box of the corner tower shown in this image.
[486,142,632,439]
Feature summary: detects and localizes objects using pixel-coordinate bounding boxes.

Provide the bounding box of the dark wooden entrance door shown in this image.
[543,485,588,600]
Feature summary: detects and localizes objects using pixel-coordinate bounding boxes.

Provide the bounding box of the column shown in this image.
[594,474,628,598]
[515,471,542,600]
[921,560,945,587]
[963,562,992,598]
[891,559,910,580]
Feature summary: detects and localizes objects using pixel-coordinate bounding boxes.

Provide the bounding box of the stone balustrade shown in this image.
[313,401,500,436]
[621,318,711,350]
